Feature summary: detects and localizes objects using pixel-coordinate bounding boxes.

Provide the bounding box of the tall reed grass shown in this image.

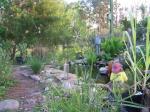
[124,17,150,92]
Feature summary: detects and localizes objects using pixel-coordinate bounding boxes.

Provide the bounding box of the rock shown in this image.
[141,108,149,112]
[30,75,41,81]
[63,93,71,98]
[21,73,29,77]
[19,65,29,70]
[45,87,49,91]
[45,70,52,77]
[39,80,45,83]
[42,95,47,103]
[0,99,19,111]
[99,67,108,74]
[26,99,36,105]
[30,92,42,97]
[62,82,74,89]
[41,70,45,74]
[56,66,61,69]
[45,78,53,83]
[41,108,48,112]
[24,108,30,111]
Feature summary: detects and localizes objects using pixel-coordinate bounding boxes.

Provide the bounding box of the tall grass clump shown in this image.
[28,57,43,74]
[124,18,138,93]
[124,17,150,92]
[143,17,150,89]
[34,82,120,112]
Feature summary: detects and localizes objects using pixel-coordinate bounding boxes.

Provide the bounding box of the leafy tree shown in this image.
[0,0,91,61]
[79,0,109,32]
[121,17,131,30]
[139,4,146,20]
[0,0,74,59]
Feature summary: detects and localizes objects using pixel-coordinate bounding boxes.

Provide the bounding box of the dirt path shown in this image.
[6,66,44,112]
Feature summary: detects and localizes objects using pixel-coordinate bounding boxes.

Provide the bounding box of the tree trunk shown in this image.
[11,44,16,61]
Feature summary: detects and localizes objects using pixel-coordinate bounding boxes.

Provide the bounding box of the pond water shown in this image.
[69,64,110,84]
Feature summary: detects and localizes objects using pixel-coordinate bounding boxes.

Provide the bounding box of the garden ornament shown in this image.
[112,62,123,74]
[94,34,101,55]
[110,62,128,83]
[64,62,69,79]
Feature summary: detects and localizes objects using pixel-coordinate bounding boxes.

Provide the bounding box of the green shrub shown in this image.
[29,58,42,74]
[101,37,124,58]
[121,17,131,30]
[101,53,112,61]
[0,48,14,98]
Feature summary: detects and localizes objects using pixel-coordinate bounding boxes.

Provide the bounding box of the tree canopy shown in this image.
[0,0,89,59]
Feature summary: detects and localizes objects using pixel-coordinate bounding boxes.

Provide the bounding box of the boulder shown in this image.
[30,75,41,81]
[0,99,19,111]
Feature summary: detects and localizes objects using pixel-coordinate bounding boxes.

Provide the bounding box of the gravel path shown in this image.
[6,66,44,112]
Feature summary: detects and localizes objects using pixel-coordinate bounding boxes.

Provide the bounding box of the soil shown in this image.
[5,66,44,112]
